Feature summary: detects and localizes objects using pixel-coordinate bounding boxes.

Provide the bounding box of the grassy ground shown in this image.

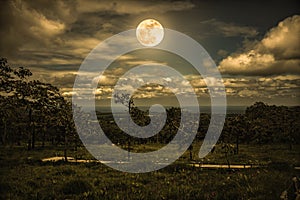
[0,144,299,199]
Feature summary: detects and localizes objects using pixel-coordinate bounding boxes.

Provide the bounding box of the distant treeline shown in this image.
[0,58,299,153]
[98,102,300,148]
[220,102,300,146]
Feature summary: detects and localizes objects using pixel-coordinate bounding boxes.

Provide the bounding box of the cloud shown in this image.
[0,0,121,65]
[62,91,78,97]
[0,0,195,69]
[261,15,300,59]
[184,74,299,100]
[82,74,294,103]
[200,19,258,38]
[238,89,259,98]
[10,50,82,68]
[63,37,103,58]
[218,15,300,76]
[1,1,298,105]
[0,0,69,56]
[124,60,168,67]
[77,0,195,14]
[52,70,299,103]
[225,75,299,99]
[31,72,78,89]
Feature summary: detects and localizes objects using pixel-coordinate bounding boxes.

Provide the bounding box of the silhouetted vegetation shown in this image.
[0,58,79,158]
[1,58,299,199]
[1,58,299,150]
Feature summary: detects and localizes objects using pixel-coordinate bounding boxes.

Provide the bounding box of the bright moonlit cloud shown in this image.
[218,15,300,76]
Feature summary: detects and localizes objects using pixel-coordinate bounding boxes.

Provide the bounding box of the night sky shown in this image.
[1,0,299,106]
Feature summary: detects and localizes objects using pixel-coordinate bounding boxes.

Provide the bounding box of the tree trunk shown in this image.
[127,140,131,160]
[236,134,239,154]
[128,101,131,160]
[27,139,31,150]
[64,130,68,162]
[188,144,193,161]
[2,119,7,145]
[28,108,33,150]
[42,127,46,148]
[31,126,35,149]
[225,153,230,169]
[64,148,68,162]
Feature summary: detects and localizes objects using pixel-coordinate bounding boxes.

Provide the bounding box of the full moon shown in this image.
[136,19,164,47]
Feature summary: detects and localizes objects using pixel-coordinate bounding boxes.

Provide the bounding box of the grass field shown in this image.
[0,143,299,199]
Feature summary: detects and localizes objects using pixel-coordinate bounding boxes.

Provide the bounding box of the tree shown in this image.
[165,107,181,144]
[231,115,247,154]
[0,58,79,154]
[221,142,235,169]
[113,92,135,159]
[0,58,32,146]
[245,102,300,145]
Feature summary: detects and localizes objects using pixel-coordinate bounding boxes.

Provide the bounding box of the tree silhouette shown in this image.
[0,58,32,146]
[0,58,78,154]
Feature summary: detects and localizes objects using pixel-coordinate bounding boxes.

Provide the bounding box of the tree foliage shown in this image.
[0,58,78,153]
[221,102,300,145]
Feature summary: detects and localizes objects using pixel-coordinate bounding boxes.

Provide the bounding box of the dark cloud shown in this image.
[0,0,68,57]
[70,12,125,36]
[199,19,258,38]
[76,0,195,15]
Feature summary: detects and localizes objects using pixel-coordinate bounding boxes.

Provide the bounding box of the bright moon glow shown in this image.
[136,19,164,47]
